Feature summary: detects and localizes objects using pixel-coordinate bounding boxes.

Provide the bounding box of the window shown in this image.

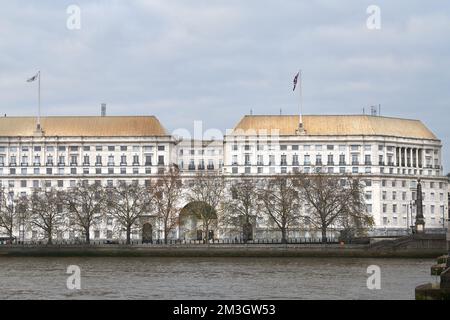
[304,155,310,165]
[96,146,103,151]
[327,154,334,165]
[292,145,299,151]
[158,155,164,165]
[108,146,115,151]
[158,145,165,151]
[83,146,90,151]
[58,180,64,188]
[133,155,139,165]
[327,145,334,150]
[315,154,322,165]
[58,146,66,152]
[46,168,52,174]
[20,180,27,188]
[280,145,287,151]
[120,146,128,151]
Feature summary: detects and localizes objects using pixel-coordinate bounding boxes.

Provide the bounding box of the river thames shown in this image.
[0,257,434,299]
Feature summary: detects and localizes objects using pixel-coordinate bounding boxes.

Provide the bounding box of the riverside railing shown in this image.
[3,237,344,246]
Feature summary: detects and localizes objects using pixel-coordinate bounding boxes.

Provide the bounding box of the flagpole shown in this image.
[38,71,41,129]
[298,69,303,131]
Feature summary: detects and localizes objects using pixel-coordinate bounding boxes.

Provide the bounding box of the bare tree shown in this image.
[62,181,106,244]
[296,170,373,243]
[186,172,224,243]
[106,181,152,244]
[0,188,28,241]
[258,175,302,244]
[223,177,259,242]
[154,167,183,243]
[29,188,66,245]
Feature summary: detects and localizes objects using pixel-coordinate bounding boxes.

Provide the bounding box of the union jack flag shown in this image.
[293,71,299,91]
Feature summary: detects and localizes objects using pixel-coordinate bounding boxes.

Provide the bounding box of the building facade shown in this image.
[0,114,448,241]
[224,115,447,235]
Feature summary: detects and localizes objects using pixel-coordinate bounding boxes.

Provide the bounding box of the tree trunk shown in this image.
[164,224,168,244]
[321,226,327,244]
[85,227,90,244]
[281,228,287,244]
[47,231,53,245]
[126,226,131,245]
[8,228,14,244]
[205,222,209,244]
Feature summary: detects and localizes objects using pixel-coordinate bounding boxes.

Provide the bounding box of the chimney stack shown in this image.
[101,103,106,117]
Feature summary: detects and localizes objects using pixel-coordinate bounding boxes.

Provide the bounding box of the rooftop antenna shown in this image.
[370,105,377,116]
[363,107,365,115]
[379,104,381,116]
[280,108,282,115]
[250,108,253,115]
[101,103,106,117]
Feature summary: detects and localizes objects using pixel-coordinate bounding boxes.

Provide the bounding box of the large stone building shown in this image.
[0,114,447,241]
[224,115,447,235]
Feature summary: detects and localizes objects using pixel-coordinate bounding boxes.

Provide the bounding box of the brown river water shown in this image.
[0,257,435,300]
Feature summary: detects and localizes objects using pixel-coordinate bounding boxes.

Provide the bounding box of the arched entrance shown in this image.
[142,223,153,243]
[179,201,217,241]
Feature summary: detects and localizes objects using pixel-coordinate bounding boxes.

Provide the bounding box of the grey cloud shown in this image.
[0,0,449,170]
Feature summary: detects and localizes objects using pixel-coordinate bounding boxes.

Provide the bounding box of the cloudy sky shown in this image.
[0,1,449,171]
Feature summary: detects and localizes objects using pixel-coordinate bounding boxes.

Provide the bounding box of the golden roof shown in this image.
[232,115,438,140]
[0,116,168,137]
